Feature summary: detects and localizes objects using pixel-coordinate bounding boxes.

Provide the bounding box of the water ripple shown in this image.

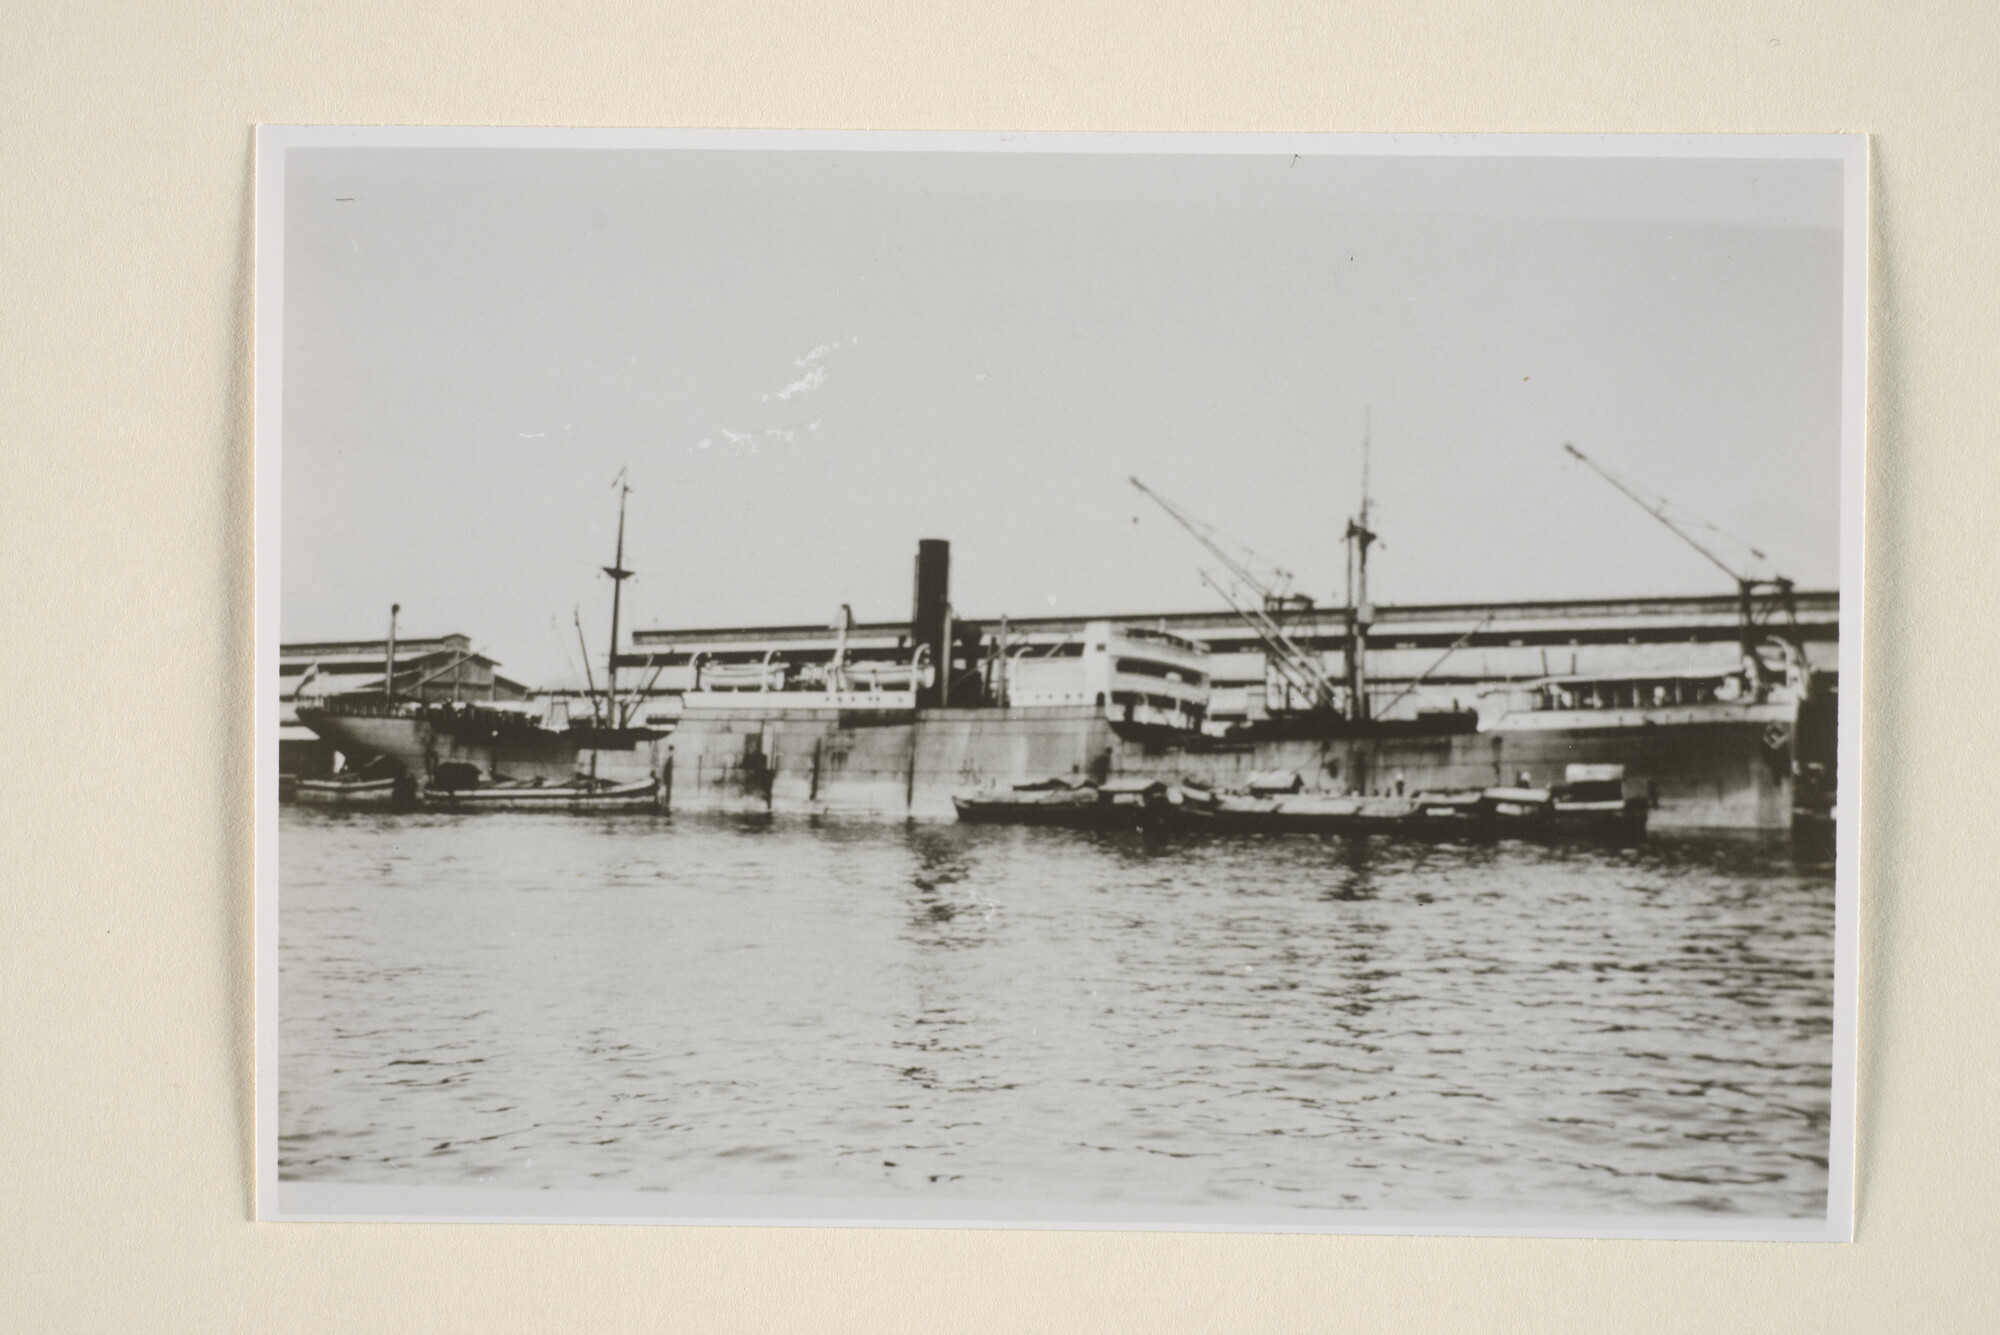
[279,809,1833,1216]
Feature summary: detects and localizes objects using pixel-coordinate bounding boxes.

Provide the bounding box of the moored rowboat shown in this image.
[1172,782,1646,841]
[295,775,407,808]
[951,778,1169,829]
[421,776,661,813]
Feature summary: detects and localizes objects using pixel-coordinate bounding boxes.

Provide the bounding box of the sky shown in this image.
[279,144,1848,687]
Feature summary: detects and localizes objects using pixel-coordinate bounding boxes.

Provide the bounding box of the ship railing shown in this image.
[304,694,422,719]
[1110,658,1210,690]
[680,688,916,710]
[1107,689,1207,730]
[1107,669,1210,707]
[1117,626,1210,655]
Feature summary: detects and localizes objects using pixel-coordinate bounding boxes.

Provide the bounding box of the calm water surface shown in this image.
[278,808,1835,1217]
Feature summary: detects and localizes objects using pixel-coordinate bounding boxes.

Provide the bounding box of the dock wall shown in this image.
[666,707,1794,830]
[667,705,1116,819]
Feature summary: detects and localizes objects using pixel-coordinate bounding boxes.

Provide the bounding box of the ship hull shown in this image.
[295,706,667,789]
[665,700,1803,830]
[297,698,1801,830]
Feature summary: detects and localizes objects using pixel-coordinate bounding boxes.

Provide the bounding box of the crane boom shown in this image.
[1562,442,1797,673]
[1130,476,1339,710]
[1562,442,1747,582]
[1196,571,1339,709]
[573,608,602,724]
[1128,476,1301,608]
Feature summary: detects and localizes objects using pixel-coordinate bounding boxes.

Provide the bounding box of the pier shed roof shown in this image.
[628,590,1839,664]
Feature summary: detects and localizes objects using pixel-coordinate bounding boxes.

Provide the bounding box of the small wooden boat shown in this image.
[294,775,407,808]
[1175,789,1360,832]
[1407,791,1491,831]
[951,777,1169,828]
[1174,789,1466,835]
[1477,786,1555,824]
[420,775,661,813]
[1464,779,1650,840]
[1546,765,1650,839]
[1550,794,1650,839]
[1172,777,1644,842]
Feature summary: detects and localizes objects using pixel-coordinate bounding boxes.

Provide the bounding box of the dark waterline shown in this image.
[278,808,1835,1217]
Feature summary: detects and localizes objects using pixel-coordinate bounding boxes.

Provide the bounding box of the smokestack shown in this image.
[911,539,950,707]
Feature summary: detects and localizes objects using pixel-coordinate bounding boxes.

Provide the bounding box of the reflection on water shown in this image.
[278,809,1835,1217]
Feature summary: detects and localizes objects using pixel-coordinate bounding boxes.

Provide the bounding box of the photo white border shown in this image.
[253,126,1865,1239]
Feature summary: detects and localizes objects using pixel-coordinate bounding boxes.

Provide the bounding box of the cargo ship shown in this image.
[660,441,1833,831]
[293,452,1834,832]
[661,535,1828,830]
[295,482,669,793]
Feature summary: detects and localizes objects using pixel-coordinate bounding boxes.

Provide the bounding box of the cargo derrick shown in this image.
[1126,476,1343,717]
[1561,443,1801,682]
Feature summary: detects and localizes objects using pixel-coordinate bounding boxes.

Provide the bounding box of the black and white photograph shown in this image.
[255,129,1862,1236]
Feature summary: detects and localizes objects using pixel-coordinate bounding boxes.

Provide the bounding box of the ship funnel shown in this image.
[912,539,950,707]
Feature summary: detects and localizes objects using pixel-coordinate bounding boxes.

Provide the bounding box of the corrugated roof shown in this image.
[280,647,498,672]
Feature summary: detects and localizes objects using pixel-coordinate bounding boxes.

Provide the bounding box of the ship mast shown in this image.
[602,475,635,727]
[1342,417,1377,722]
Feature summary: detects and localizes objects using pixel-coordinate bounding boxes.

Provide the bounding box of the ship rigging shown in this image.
[1129,419,1413,726]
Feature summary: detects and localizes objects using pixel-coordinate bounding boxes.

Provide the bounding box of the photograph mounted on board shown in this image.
[255,129,1864,1236]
